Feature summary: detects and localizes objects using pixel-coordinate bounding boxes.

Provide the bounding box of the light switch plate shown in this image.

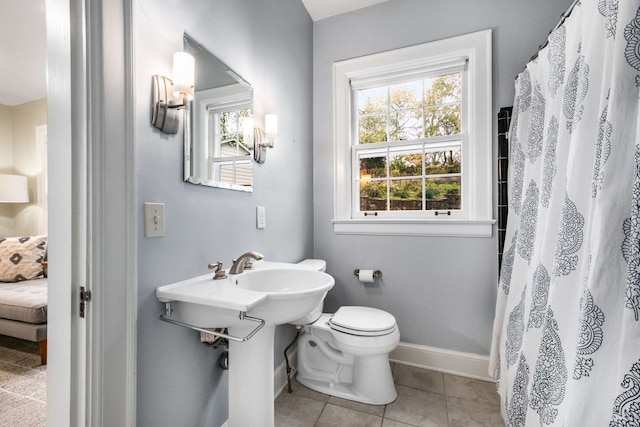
[145,202,165,237]
[256,206,266,229]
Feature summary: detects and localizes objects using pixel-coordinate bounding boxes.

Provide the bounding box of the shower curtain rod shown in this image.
[520,0,581,72]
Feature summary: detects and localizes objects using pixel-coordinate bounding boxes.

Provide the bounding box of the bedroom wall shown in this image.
[134,0,313,426]
[11,99,47,236]
[312,0,575,356]
[0,105,13,236]
[0,99,47,237]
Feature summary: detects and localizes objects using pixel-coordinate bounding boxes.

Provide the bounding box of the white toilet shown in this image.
[292,259,400,405]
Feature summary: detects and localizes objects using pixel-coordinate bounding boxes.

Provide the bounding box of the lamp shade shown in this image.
[172,52,195,100]
[265,114,278,136]
[0,174,29,203]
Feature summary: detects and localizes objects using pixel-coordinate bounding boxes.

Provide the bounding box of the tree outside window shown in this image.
[357,73,462,211]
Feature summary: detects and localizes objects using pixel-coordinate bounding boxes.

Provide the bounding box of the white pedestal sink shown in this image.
[156,261,335,427]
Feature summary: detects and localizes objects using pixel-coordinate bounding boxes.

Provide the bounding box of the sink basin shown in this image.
[156,260,335,427]
[155,263,334,327]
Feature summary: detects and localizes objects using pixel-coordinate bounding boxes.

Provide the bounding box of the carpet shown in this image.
[0,336,46,426]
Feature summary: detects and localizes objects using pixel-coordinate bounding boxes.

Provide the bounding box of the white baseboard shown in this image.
[220,342,491,425]
[274,348,298,398]
[390,342,494,382]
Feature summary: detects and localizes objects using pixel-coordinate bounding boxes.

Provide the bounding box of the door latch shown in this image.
[80,286,92,318]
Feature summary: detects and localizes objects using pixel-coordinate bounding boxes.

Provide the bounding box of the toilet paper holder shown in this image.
[353,269,382,279]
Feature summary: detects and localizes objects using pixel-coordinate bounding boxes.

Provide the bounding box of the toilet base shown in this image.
[296,374,397,405]
[295,354,397,405]
[295,311,400,406]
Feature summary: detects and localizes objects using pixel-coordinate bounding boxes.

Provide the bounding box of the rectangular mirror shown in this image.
[183,33,254,191]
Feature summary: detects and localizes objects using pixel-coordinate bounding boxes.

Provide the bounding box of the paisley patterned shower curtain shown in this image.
[489,0,640,425]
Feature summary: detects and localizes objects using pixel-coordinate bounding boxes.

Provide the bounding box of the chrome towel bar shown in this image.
[159,302,265,342]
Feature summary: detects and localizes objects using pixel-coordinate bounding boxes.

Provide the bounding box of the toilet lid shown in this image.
[329,306,397,336]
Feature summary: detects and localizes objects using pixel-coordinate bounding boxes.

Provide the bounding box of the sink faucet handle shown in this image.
[229,251,264,274]
[208,261,228,280]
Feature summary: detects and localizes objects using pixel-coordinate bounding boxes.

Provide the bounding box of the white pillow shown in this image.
[0,235,47,282]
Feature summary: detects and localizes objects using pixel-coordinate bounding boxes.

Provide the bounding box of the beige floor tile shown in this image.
[382,419,415,427]
[328,395,386,417]
[384,385,447,427]
[316,403,383,427]
[392,364,445,395]
[290,378,331,403]
[443,374,500,406]
[446,396,504,427]
[275,391,326,427]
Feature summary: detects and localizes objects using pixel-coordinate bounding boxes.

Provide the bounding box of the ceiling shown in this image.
[0,0,387,107]
[301,0,390,21]
[0,0,46,107]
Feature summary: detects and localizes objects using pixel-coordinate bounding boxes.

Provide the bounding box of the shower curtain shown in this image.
[489,0,640,425]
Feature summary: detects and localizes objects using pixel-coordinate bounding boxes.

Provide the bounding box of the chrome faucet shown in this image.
[229,251,264,274]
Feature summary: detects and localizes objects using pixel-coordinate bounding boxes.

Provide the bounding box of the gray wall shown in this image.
[313,0,574,355]
[135,1,312,426]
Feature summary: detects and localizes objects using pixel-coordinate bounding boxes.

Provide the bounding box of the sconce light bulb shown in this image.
[173,52,195,100]
[242,117,254,145]
[264,114,278,147]
[265,114,278,135]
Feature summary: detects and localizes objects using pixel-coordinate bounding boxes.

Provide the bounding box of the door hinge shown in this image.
[80,286,92,318]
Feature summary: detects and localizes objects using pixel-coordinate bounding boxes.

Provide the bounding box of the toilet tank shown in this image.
[297,259,326,272]
[288,259,327,325]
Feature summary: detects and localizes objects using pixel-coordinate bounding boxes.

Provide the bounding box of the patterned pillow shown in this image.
[0,235,47,282]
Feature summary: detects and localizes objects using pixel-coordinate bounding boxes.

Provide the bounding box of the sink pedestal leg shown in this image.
[228,324,276,427]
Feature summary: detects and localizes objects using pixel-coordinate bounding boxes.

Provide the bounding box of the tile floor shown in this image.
[275,364,504,427]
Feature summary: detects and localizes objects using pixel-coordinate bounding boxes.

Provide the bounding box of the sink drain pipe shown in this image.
[284,325,303,393]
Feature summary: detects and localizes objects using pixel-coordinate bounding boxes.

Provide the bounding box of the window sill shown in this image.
[331,218,496,237]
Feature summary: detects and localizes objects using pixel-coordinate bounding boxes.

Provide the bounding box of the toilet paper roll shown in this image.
[358,269,375,283]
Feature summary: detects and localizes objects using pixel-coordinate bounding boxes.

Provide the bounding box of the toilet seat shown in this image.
[329,306,397,337]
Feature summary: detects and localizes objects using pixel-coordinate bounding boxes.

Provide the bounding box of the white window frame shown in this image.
[332,29,495,237]
[193,84,253,191]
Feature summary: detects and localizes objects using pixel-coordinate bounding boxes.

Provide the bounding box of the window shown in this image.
[209,108,253,188]
[191,83,254,190]
[332,30,494,237]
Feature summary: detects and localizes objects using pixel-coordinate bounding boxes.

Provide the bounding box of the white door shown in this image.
[45,0,136,426]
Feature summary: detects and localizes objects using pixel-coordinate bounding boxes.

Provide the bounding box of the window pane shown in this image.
[235,163,253,187]
[425,177,461,210]
[219,164,234,184]
[359,114,387,144]
[390,179,423,211]
[358,87,387,114]
[360,181,387,211]
[219,139,240,157]
[425,73,462,106]
[424,104,461,137]
[424,146,461,175]
[389,109,422,141]
[389,81,421,111]
[390,145,422,177]
[219,111,239,136]
[358,151,387,179]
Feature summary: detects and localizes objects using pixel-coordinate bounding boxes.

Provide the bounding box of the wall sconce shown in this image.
[243,114,278,164]
[151,52,195,135]
[0,174,29,203]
